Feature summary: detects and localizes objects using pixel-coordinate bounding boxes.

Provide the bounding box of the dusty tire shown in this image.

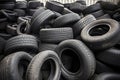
[83,3,101,15]
[5,34,38,54]
[46,1,64,13]
[26,50,61,80]
[81,19,120,50]
[39,43,57,52]
[31,10,56,34]
[94,73,120,80]
[96,60,115,74]
[0,51,32,80]
[55,39,96,80]
[96,47,120,67]
[40,27,73,43]
[91,10,104,18]
[72,15,96,37]
[53,13,80,27]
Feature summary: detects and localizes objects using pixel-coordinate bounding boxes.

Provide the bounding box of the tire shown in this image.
[14,9,26,17]
[94,73,120,80]
[55,39,96,80]
[28,1,43,9]
[96,47,120,67]
[69,2,86,13]
[31,10,56,34]
[0,51,32,80]
[97,1,118,11]
[39,43,57,52]
[91,10,104,18]
[112,9,120,21]
[26,50,61,80]
[15,1,27,9]
[27,9,37,16]
[81,19,120,51]
[76,0,86,5]
[5,34,38,54]
[53,13,80,28]
[16,21,30,35]
[6,24,17,35]
[31,7,46,21]
[1,10,18,22]
[97,14,111,19]
[72,15,96,37]
[45,1,64,13]
[104,10,113,16]
[96,60,115,74]
[62,8,73,15]
[83,3,101,15]
[0,2,15,10]
[40,27,73,43]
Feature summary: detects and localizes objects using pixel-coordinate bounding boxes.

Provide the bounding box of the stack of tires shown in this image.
[0,0,120,80]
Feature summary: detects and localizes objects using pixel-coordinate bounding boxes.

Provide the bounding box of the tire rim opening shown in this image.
[41,59,56,80]
[89,24,110,36]
[20,23,27,33]
[61,49,80,73]
[18,60,30,79]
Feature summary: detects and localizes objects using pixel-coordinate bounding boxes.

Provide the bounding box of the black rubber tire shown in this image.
[39,43,57,52]
[1,10,18,22]
[53,13,80,27]
[5,34,38,54]
[31,10,56,34]
[28,1,43,9]
[83,3,102,15]
[90,10,104,18]
[40,27,73,43]
[97,14,111,19]
[31,7,46,21]
[16,21,30,35]
[6,24,17,35]
[0,2,15,10]
[62,8,73,15]
[55,39,96,80]
[45,1,64,13]
[96,60,115,74]
[14,9,26,17]
[69,2,86,13]
[27,9,37,16]
[112,9,120,21]
[96,47,120,67]
[0,51,32,80]
[97,1,118,11]
[94,73,120,80]
[26,50,61,80]
[72,15,96,37]
[81,19,120,51]
[76,0,86,5]
[104,10,113,16]
[15,1,27,9]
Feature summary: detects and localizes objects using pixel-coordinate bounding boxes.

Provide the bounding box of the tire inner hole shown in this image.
[89,24,110,36]
[61,49,80,73]
[18,60,30,80]
[41,59,56,80]
[20,23,27,33]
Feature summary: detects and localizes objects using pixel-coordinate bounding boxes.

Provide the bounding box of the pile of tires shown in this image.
[0,0,120,80]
